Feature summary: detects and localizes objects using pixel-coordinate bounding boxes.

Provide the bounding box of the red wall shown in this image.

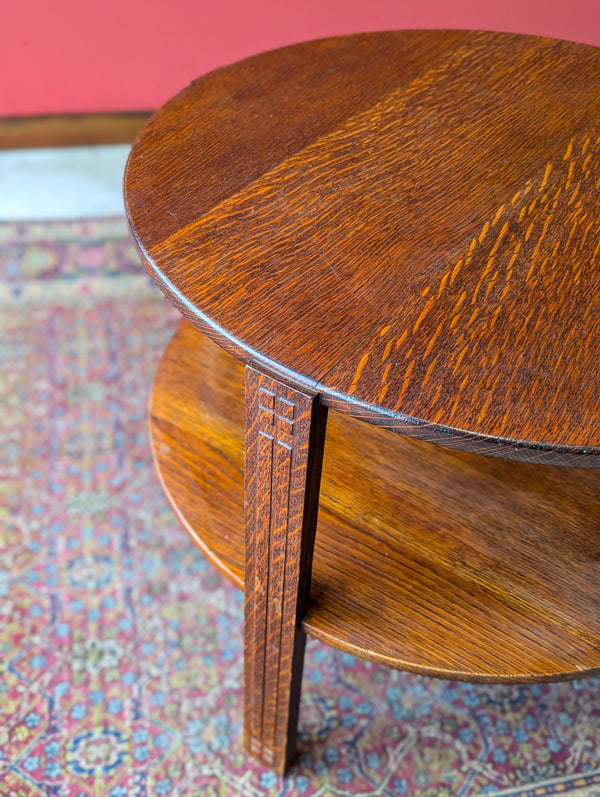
[3,0,600,117]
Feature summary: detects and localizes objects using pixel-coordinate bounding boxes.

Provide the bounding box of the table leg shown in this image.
[243,365,328,774]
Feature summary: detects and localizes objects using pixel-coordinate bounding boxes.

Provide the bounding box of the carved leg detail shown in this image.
[243,366,327,774]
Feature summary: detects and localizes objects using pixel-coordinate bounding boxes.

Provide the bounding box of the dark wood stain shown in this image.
[151,321,600,683]
[126,31,600,462]
[244,367,326,773]
[127,31,600,772]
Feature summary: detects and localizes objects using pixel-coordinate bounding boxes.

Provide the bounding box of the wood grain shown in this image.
[244,367,327,773]
[125,31,600,464]
[150,321,600,683]
[129,33,600,772]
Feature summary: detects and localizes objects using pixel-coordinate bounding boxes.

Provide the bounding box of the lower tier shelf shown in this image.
[150,320,600,682]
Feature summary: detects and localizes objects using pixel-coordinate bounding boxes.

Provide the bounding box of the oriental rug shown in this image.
[1,218,599,796]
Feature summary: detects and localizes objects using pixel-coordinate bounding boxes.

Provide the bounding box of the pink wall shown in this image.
[2,0,600,117]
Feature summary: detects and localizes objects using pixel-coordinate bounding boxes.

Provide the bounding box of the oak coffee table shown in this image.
[125,31,600,775]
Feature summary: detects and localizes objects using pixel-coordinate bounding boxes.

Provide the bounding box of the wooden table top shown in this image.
[125,30,600,465]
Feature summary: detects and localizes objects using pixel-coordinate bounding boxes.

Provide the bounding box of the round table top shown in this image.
[125,30,600,465]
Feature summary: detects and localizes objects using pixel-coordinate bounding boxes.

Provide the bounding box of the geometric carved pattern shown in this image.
[257,387,296,448]
[244,366,327,774]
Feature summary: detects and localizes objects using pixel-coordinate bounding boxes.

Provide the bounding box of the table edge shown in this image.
[129,224,600,468]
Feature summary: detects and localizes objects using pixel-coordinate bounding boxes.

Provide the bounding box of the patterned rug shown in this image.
[1,217,600,797]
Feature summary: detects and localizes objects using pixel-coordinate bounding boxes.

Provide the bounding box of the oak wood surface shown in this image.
[244,367,327,773]
[0,112,153,149]
[150,321,600,683]
[126,30,600,464]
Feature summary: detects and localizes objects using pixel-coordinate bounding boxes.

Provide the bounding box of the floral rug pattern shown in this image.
[1,218,600,796]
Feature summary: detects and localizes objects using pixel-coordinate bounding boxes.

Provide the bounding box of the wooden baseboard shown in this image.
[0,112,154,150]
